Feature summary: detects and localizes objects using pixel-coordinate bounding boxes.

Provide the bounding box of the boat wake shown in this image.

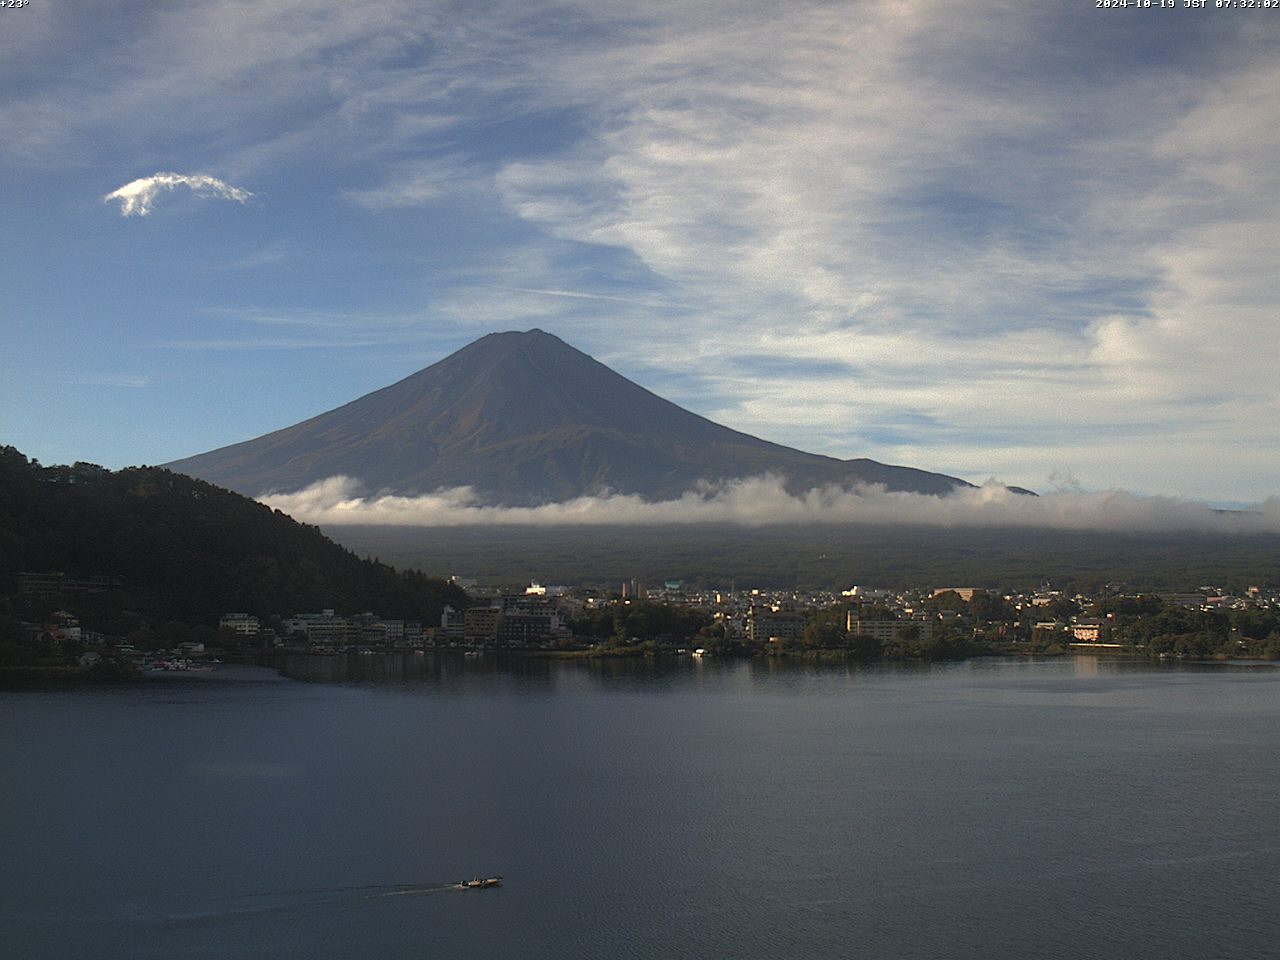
[159,883,462,925]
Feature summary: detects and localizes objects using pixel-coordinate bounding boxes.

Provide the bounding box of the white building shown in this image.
[847,616,934,643]
[220,613,261,636]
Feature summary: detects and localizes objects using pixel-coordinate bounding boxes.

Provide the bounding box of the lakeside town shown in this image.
[10,572,1280,681]
[8,448,1280,681]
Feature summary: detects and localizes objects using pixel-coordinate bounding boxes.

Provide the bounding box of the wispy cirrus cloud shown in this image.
[205,240,293,272]
[486,285,676,308]
[148,306,444,353]
[104,172,252,216]
[148,337,406,351]
[343,158,467,210]
[470,2,1280,499]
[71,374,151,388]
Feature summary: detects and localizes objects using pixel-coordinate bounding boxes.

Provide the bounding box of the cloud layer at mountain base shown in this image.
[260,475,1280,534]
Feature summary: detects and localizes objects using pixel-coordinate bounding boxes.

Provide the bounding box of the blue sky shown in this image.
[3,0,1278,504]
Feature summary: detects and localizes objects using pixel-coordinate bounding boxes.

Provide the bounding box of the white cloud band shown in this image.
[259,475,1280,535]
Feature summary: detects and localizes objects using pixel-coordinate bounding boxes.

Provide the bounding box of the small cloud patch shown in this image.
[76,374,151,388]
[104,172,252,217]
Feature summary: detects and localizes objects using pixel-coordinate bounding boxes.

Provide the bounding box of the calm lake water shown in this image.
[3,656,1279,960]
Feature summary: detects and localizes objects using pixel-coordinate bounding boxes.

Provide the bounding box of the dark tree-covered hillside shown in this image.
[0,446,467,632]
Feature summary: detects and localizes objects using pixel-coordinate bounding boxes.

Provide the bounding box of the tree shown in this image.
[802,620,847,649]
[969,591,1015,624]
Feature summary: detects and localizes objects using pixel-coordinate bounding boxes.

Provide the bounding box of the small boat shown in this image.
[457,876,503,889]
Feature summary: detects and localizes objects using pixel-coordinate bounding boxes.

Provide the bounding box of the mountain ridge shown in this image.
[166,329,988,504]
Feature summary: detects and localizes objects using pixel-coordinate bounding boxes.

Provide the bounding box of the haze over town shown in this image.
[4,1,1278,511]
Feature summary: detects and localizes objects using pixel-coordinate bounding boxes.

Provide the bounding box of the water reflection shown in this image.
[272,649,1280,714]
[1074,654,1101,677]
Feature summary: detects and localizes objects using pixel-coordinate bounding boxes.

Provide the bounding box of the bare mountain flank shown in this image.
[166,329,992,505]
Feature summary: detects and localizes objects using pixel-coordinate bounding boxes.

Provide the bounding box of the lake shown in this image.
[3,656,1279,959]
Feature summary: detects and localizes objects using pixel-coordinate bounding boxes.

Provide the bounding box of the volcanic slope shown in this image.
[166,329,976,505]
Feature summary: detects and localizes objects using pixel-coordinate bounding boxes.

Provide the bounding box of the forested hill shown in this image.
[0,446,466,632]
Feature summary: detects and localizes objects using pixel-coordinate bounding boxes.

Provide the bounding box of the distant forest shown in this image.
[0,447,466,639]
[330,522,1280,594]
